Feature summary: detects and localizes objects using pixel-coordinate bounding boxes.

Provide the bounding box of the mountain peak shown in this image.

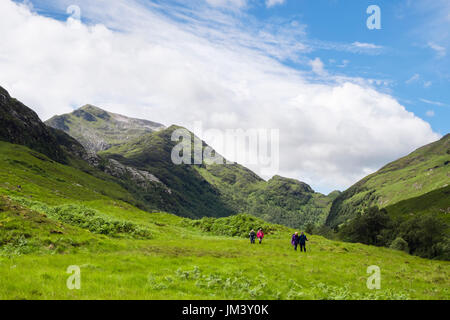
[45,106,165,152]
[268,175,314,193]
[79,104,108,114]
[0,86,11,99]
[80,104,101,110]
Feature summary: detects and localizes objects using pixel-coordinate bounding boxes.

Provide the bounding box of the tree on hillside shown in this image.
[338,206,393,246]
[398,215,448,259]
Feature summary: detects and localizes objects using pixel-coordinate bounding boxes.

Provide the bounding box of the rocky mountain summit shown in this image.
[46,104,165,153]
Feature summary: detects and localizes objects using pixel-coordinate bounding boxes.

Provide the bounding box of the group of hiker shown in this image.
[291,232,308,252]
[249,229,264,244]
[248,229,309,252]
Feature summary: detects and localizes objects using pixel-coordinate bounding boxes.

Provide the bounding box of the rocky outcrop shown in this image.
[104,158,171,193]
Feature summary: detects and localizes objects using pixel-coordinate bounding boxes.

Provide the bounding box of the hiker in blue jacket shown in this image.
[249,229,256,244]
[299,232,308,252]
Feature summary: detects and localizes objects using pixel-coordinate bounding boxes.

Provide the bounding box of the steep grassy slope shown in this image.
[0,142,449,300]
[194,162,264,213]
[0,195,107,256]
[46,105,165,152]
[326,134,450,228]
[0,141,195,239]
[385,185,450,222]
[0,142,141,207]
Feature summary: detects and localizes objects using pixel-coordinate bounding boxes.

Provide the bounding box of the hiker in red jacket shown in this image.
[257,229,264,244]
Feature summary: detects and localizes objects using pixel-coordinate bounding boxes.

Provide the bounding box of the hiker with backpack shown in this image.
[299,232,308,252]
[257,229,264,244]
[291,232,300,251]
[249,229,256,244]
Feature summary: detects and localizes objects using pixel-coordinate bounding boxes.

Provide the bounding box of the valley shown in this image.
[0,85,449,300]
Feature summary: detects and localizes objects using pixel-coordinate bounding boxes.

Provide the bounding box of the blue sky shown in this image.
[1,0,448,193]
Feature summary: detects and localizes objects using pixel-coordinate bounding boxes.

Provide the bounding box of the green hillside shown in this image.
[0,141,449,300]
[385,185,450,221]
[326,134,450,228]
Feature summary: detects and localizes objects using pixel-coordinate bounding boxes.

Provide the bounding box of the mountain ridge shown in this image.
[0,86,86,163]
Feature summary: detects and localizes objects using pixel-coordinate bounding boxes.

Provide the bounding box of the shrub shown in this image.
[397,215,448,259]
[305,222,315,235]
[335,206,449,260]
[188,214,288,238]
[338,207,393,246]
[389,237,409,253]
[0,235,36,257]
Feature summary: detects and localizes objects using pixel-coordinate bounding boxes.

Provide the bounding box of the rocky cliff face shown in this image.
[104,158,171,193]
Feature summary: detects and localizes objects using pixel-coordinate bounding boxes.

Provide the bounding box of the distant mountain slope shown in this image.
[247,176,340,227]
[326,134,450,228]
[197,165,339,227]
[46,105,165,152]
[0,86,85,163]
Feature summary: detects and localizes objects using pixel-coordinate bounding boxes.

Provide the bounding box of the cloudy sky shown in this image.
[0,0,449,193]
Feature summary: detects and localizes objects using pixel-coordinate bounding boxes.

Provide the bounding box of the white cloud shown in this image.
[352,41,382,49]
[266,0,285,8]
[428,42,446,57]
[405,74,433,88]
[426,110,435,117]
[405,73,420,84]
[0,0,440,193]
[420,98,447,107]
[409,1,450,60]
[205,0,247,10]
[309,57,326,76]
